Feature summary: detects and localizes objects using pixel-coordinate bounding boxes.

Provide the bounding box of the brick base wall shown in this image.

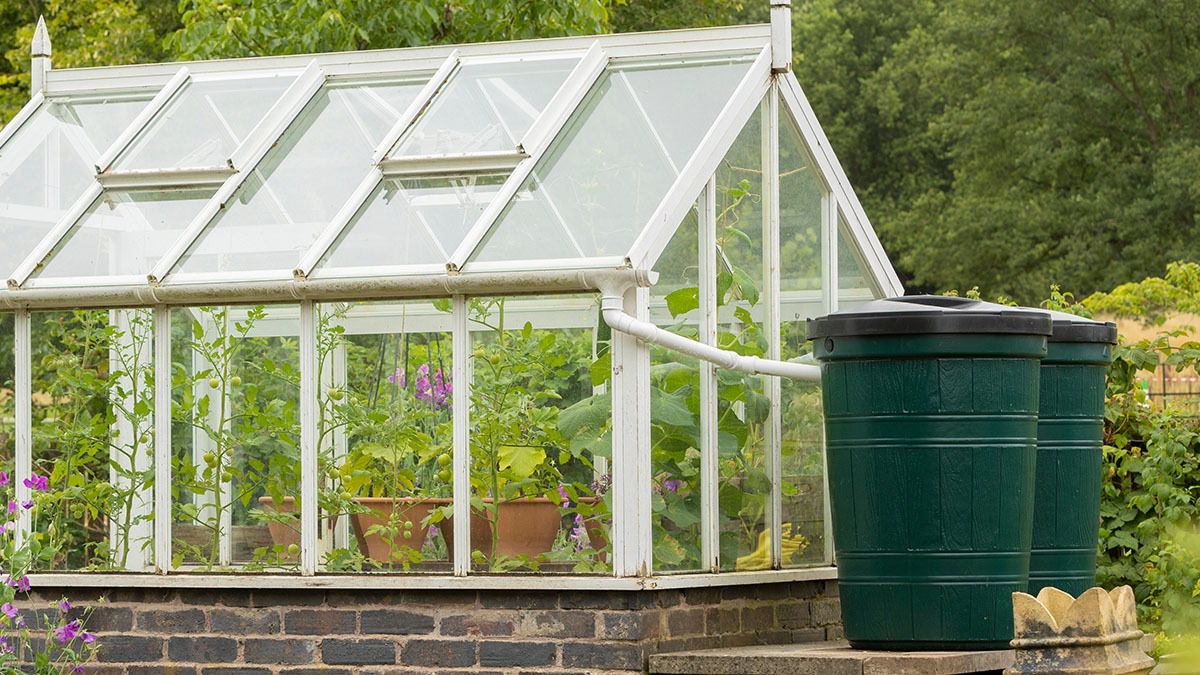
[19,580,841,674]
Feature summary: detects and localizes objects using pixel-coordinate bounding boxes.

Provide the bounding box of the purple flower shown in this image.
[664,479,683,495]
[80,631,96,644]
[58,599,72,612]
[72,665,85,673]
[7,575,30,592]
[2,521,12,533]
[54,619,81,643]
[590,473,611,497]
[0,471,7,486]
[6,501,15,515]
[1,602,16,620]
[23,473,48,491]
[21,500,32,510]
[557,484,570,507]
[387,368,406,388]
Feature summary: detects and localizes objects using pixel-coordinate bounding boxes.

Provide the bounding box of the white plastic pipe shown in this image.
[600,295,821,382]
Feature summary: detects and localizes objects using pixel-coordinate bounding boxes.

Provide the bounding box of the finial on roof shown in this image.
[30,16,51,94]
[770,0,791,74]
[31,16,50,58]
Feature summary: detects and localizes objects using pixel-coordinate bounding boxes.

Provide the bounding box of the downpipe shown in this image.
[598,293,821,383]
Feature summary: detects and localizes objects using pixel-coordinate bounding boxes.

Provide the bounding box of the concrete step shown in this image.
[649,640,1016,675]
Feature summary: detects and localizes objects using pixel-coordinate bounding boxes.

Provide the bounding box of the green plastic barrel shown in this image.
[809,296,1052,651]
[1027,312,1116,596]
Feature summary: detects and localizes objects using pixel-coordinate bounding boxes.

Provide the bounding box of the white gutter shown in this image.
[599,293,821,382]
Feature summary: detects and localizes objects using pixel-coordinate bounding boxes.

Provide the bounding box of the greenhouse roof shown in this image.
[0,24,901,308]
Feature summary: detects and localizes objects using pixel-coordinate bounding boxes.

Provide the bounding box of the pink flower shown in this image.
[1,602,17,620]
[0,471,7,486]
[80,631,96,644]
[6,501,15,515]
[2,521,13,533]
[387,368,406,388]
[58,599,72,612]
[54,619,81,643]
[23,473,48,491]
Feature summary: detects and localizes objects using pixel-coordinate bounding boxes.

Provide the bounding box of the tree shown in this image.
[167,0,615,60]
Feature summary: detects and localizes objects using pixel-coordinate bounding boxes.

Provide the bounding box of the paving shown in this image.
[649,640,1016,675]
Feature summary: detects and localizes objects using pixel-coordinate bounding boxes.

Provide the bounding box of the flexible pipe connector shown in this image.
[600,295,821,382]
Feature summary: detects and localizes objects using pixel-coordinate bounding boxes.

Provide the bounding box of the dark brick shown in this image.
[518,610,595,638]
[252,590,324,607]
[706,607,739,634]
[777,601,811,630]
[753,583,792,601]
[399,590,476,607]
[84,668,124,675]
[757,629,793,645]
[653,635,721,654]
[741,605,776,631]
[560,591,655,611]
[479,592,557,610]
[440,613,515,637]
[400,639,476,668]
[478,641,555,667]
[285,609,355,635]
[96,636,164,663]
[360,609,435,635]
[563,642,643,670]
[810,598,841,626]
[789,581,823,599]
[655,590,683,608]
[325,590,397,606]
[128,667,197,675]
[168,637,238,663]
[826,624,845,641]
[106,589,175,603]
[321,639,395,665]
[667,607,705,636]
[138,608,206,633]
[681,588,720,606]
[600,611,659,640]
[245,639,315,665]
[824,579,840,597]
[720,585,757,602]
[177,590,222,606]
[85,607,134,632]
[283,670,351,675]
[210,609,280,634]
[200,669,270,675]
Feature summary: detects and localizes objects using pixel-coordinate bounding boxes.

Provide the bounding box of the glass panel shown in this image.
[838,222,877,308]
[393,57,578,157]
[31,188,214,284]
[314,174,505,277]
[116,75,296,171]
[468,294,610,573]
[171,80,426,279]
[778,113,828,568]
[171,305,300,571]
[780,116,824,294]
[470,57,754,264]
[0,95,147,279]
[315,300,454,573]
[713,106,770,572]
[30,309,156,571]
[650,205,703,574]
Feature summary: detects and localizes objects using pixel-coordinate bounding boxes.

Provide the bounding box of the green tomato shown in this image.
[139,433,151,445]
[473,348,485,360]
[437,453,452,467]
[326,467,340,481]
[340,491,353,501]
[437,469,452,482]
[488,354,501,366]
[203,451,217,466]
[220,470,233,482]
[230,375,243,386]
[403,529,413,539]
[208,377,220,388]
[287,543,299,555]
[328,388,344,401]
[404,520,414,529]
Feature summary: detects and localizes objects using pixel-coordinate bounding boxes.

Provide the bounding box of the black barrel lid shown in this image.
[1040,308,1118,344]
[807,295,1052,339]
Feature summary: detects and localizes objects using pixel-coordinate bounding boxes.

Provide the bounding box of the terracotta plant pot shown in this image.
[440,497,609,560]
[258,496,338,552]
[349,497,450,562]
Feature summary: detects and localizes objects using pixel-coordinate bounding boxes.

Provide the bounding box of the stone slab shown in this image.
[649,640,1016,675]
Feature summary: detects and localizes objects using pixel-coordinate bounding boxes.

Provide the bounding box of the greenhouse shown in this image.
[0,12,900,594]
